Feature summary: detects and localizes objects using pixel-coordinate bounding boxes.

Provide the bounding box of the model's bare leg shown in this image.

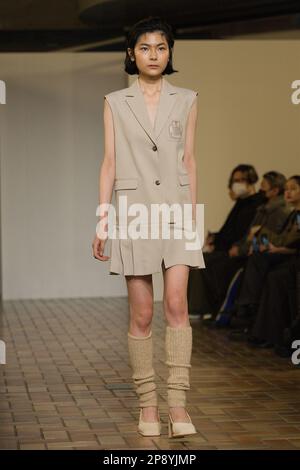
[126,274,159,422]
[162,261,192,423]
[162,260,190,328]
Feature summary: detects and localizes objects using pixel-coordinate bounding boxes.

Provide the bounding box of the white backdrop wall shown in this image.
[0,53,128,299]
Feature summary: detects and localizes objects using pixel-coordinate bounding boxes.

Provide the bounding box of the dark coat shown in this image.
[213,191,266,252]
[257,209,300,251]
[234,195,292,256]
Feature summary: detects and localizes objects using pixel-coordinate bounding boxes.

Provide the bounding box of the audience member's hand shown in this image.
[206,233,215,245]
[247,245,254,256]
[228,245,239,257]
[205,235,213,245]
[247,225,262,241]
[203,243,215,253]
[267,242,281,254]
[259,243,269,253]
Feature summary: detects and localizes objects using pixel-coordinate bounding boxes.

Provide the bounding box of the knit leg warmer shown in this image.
[127,330,158,408]
[165,325,193,408]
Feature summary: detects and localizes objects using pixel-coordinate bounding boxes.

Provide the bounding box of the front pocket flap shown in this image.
[114,178,138,190]
[179,174,190,185]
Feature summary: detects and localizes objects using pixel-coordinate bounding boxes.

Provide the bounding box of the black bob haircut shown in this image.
[228,164,259,189]
[124,16,179,75]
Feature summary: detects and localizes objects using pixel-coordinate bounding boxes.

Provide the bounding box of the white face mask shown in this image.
[232,182,248,198]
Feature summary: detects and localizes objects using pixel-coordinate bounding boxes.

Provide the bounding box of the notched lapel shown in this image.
[125,77,178,144]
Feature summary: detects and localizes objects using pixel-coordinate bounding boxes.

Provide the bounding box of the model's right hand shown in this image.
[92,234,110,261]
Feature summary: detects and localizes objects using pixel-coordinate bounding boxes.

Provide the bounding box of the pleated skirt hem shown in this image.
[108,235,206,276]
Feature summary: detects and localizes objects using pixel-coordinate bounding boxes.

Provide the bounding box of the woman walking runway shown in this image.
[92,16,205,438]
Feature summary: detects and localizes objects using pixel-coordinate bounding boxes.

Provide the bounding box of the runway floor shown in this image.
[0,296,300,450]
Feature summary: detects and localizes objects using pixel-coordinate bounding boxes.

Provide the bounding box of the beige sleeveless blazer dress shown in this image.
[104,76,206,276]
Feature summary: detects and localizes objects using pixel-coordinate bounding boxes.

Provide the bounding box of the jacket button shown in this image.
[155,180,160,185]
[152,145,157,151]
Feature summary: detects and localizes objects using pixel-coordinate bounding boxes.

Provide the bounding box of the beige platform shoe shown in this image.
[168,410,197,438]
[138,408,161,437]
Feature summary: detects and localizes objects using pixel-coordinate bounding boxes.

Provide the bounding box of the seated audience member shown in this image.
[230,171,291,258]
[188,164,265,318]
[208,170,291,322]
[206,164,264,252]
[248,255,300,358]
[229,175,300,340]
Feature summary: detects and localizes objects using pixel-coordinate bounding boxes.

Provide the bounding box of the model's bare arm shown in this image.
[182,97,198,221]
[93,98,116,261]
[99,98,116,215]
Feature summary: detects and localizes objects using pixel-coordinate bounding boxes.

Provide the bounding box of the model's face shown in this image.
[128,31,170,77]
[284,178,300,205]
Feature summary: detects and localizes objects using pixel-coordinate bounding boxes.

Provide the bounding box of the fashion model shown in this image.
[92,16,205,438]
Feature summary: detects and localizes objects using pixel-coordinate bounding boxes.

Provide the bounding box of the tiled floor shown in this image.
[0,297,300,450]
